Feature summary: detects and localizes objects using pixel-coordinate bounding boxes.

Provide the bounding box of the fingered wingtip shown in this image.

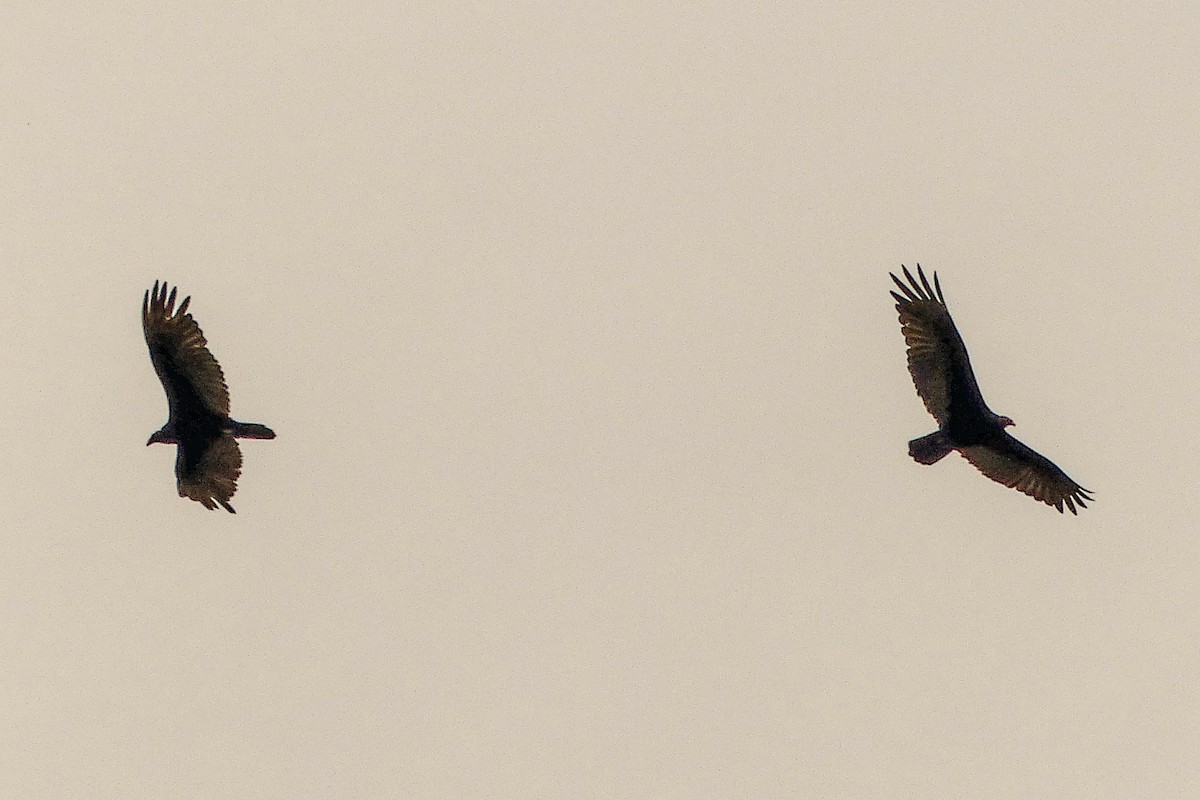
[144,281,189,319]
[889,264,946,305]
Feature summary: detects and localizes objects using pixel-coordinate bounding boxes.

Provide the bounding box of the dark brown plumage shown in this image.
[890,265,1091,514]
[143,281,275,513]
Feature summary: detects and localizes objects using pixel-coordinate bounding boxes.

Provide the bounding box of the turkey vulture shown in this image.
[890,265,1091,514]
[143,281,275,513]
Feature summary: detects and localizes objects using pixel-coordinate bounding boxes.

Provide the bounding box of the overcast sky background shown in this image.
[1,3,1197,797]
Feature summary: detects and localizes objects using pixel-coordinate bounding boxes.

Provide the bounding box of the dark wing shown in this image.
[890,265,987,426]
[176,434,242,513]
[959,433,1092,514]
[143,281,230,418]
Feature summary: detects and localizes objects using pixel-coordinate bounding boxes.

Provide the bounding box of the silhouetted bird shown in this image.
[143,281,275,513]
[890,265,1091,513]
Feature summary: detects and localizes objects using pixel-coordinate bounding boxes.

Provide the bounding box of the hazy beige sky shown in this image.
[0,2,1196,797]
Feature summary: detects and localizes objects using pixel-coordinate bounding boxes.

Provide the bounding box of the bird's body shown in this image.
[143,281,275,513]
[890,265,1091,514]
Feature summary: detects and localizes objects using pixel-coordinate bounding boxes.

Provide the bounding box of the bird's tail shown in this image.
[908,431,952,464]
[231,421,276,440]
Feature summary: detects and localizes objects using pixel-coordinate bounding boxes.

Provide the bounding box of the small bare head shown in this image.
[146,428,180,446]
[996,414,1015,428]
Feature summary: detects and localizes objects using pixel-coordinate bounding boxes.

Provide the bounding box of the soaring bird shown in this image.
[890,265,1091,514]
[143,281,275,513]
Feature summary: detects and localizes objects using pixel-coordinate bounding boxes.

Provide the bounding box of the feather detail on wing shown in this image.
[143,280,231,417]
[889,265,969,426]
[176,435,242,514]
[958,434,1093,514]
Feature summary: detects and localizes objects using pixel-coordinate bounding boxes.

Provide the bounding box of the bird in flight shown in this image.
[889,265,1091,514]
[143,281,276,513]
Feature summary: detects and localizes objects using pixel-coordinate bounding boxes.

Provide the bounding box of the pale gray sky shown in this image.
[0,2,1196,797]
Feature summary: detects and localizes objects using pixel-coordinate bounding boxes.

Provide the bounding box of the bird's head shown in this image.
[146,429,179,446]
[996,414,1015,428]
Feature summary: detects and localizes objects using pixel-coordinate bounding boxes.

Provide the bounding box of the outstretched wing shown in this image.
[176,435,242,513]
[890,265,987,426]
[143,280,230,418]
[959,433,1093,514]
